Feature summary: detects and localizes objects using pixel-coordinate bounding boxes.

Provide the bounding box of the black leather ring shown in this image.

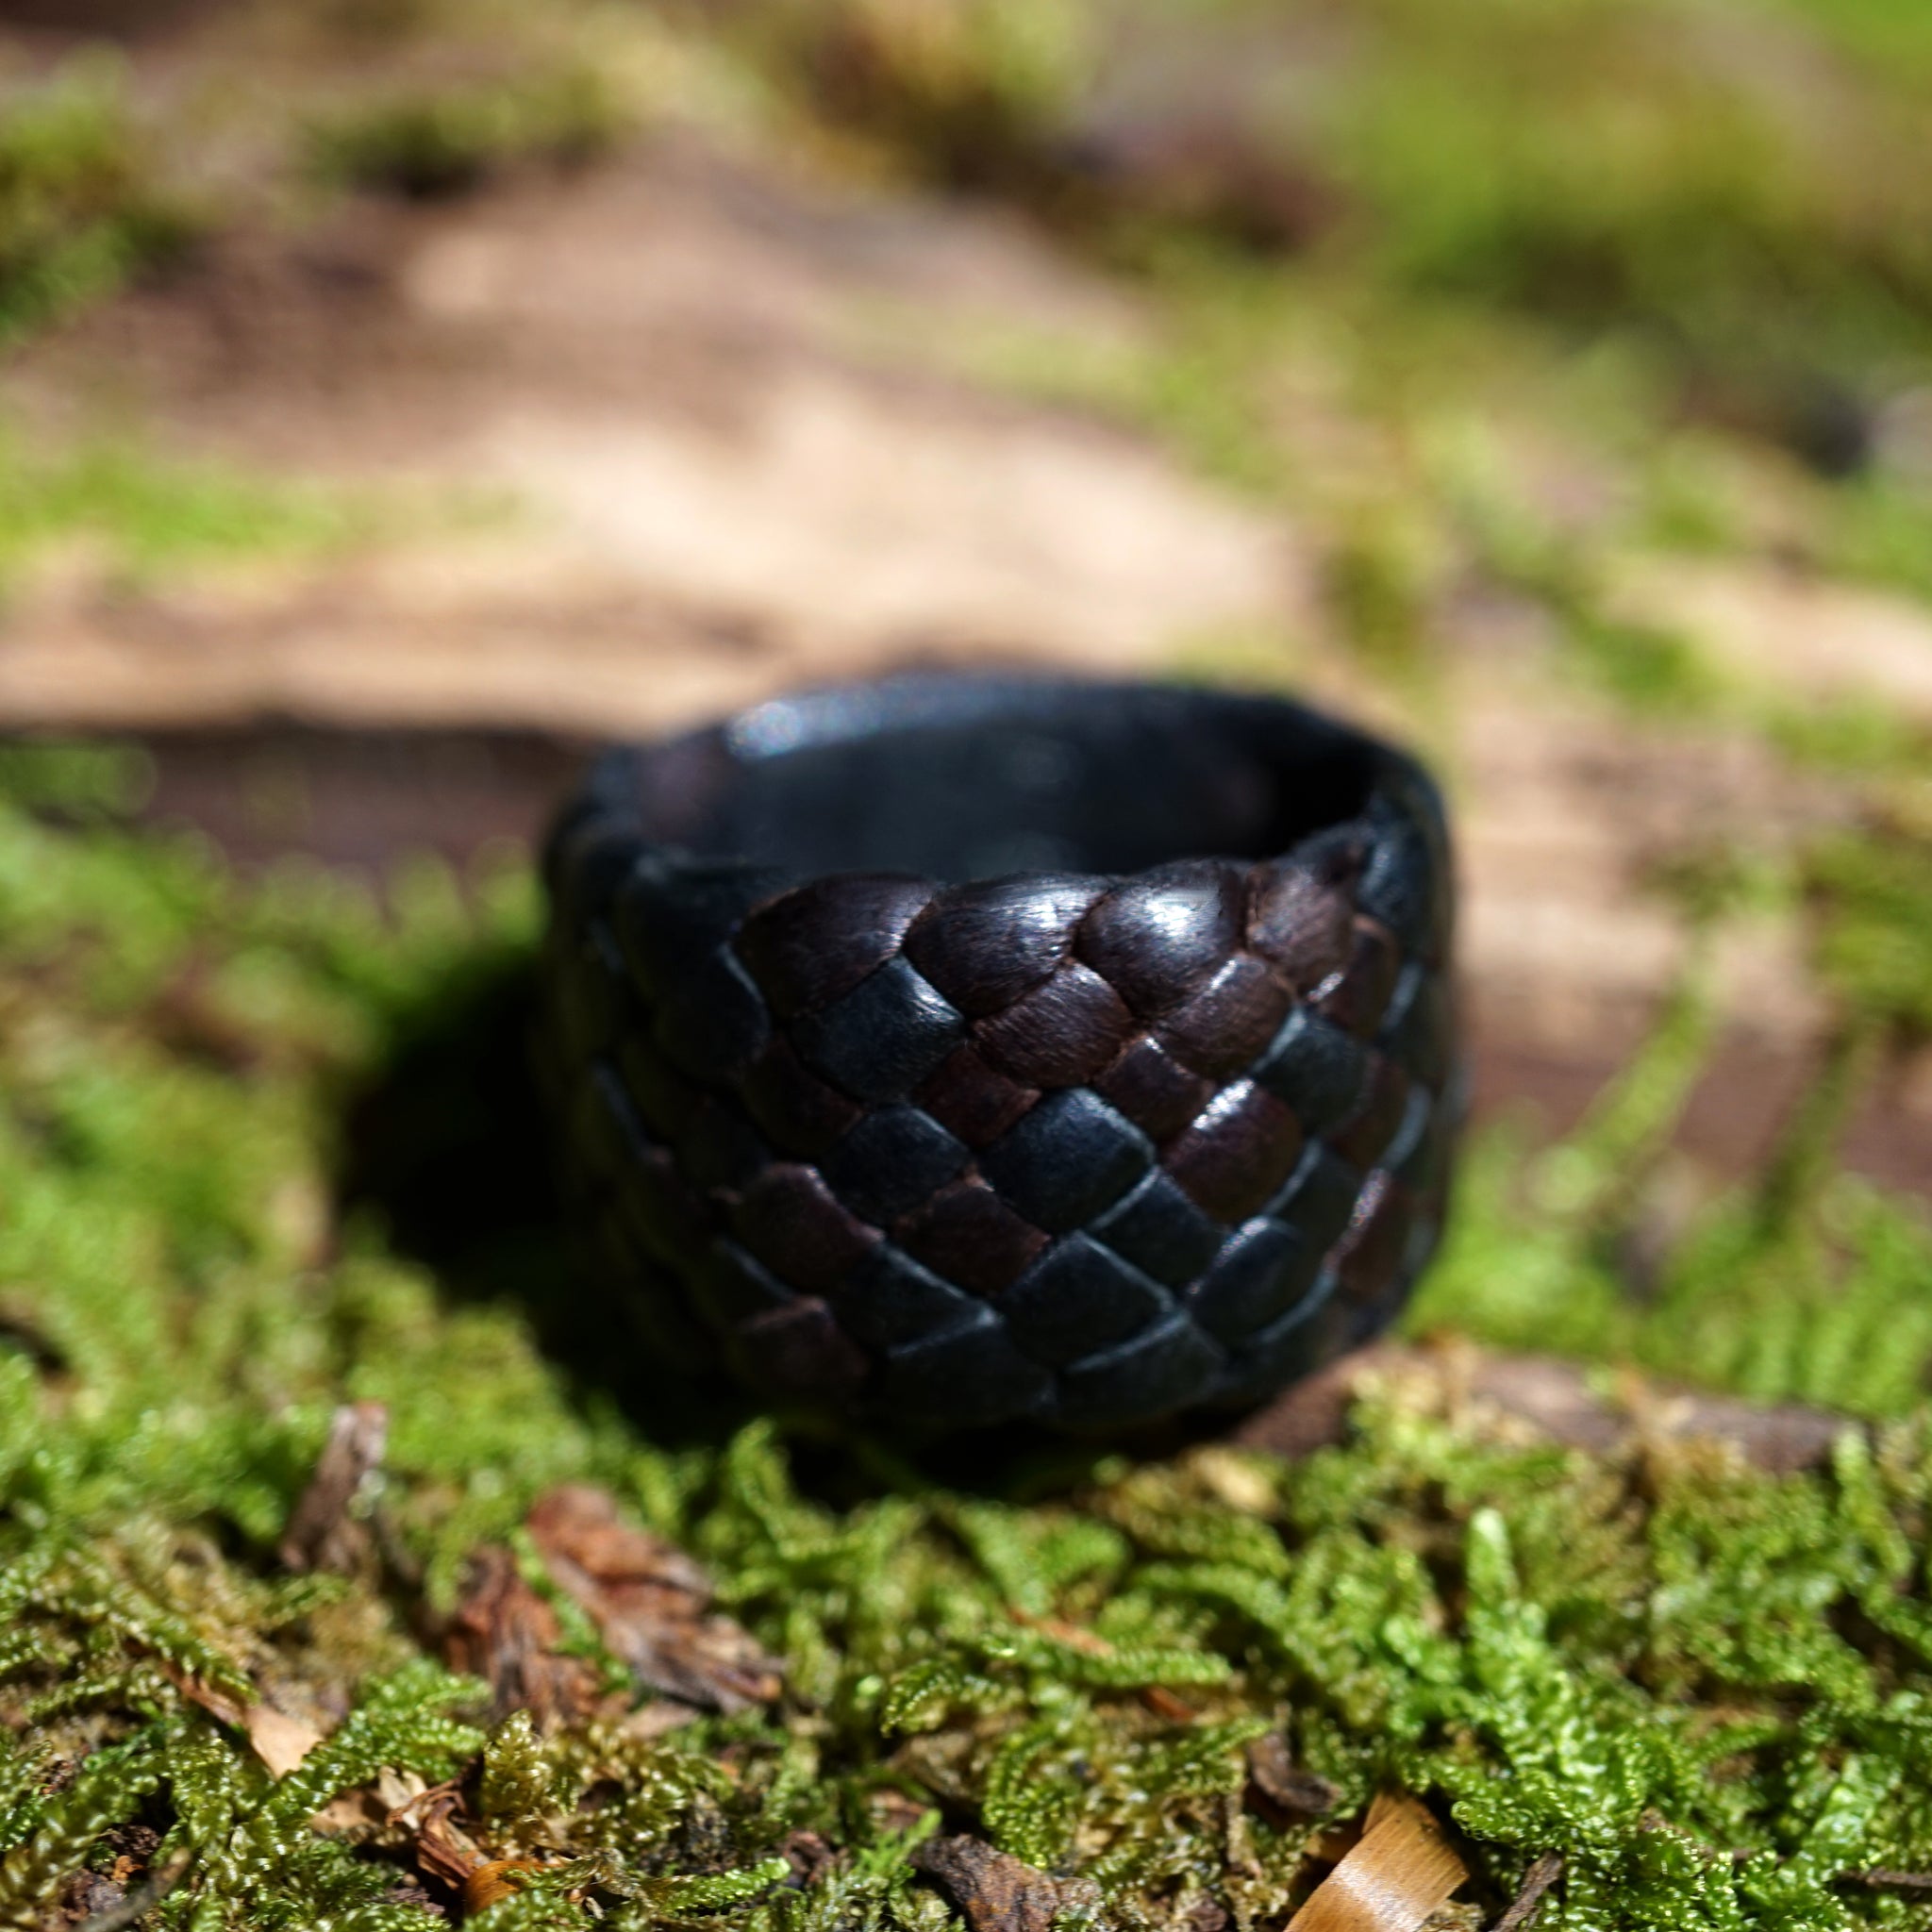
[537,675,1459,1435]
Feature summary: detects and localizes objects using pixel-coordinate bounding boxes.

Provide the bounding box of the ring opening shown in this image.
[640,679,1382,880]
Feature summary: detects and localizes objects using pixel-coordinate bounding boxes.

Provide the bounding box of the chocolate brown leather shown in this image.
[538,675,1459,1434]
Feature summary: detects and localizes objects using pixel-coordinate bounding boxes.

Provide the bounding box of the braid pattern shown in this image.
[538,684,1459,1434]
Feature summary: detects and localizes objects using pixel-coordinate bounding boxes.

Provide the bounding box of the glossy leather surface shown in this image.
[538,674,1461,1434]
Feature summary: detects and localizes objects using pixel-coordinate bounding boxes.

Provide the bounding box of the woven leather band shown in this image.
[537,675,1459,1434]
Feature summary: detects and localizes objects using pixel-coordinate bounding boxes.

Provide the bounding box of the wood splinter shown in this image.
[279,1401,389,1574]
[1285,1792,1469,1932]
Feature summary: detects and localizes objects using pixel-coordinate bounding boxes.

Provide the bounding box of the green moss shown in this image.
[738,0,1932,398]
[740,0,1091,191]
[1299,0,1932,380]
[1808,477,1932,609]
[1804,814,1932,1042]
[924,242,1304,504]
[1413,857,1932,1420]
[825,0,1932,796]
[0,761,1927,1927]
[0,430,392,592]
[304,63,631,199]
[0,55,198,341]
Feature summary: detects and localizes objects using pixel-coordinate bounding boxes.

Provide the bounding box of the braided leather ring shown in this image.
[538,675,1458,1435]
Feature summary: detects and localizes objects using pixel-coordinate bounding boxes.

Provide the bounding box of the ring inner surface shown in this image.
[654,687,1380,881]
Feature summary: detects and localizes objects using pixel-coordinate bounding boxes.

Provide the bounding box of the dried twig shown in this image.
[410,1788,489,1894]
[280,1401,388,1574]
[1838,1870,1932,1896]
[1492,1851,1564,1932]
[158,1662,247,1731]
[1237,1344,1848,1474]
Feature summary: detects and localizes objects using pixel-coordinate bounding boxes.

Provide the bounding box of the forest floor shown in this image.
[3,1,1932,1927]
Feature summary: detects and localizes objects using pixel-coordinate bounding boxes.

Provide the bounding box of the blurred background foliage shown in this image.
[7,0,1932,691]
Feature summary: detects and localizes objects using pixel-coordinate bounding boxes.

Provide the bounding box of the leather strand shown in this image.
[538,675,1461,1434]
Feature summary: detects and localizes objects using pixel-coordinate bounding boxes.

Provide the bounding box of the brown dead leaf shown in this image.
[311,1769,431,1837]
[782,1829,837,1887]
[246,1704,326,1778]
[871,1790,937,1835]
[412,1790,488,1895]
[910,1835,1102,1932]
[280,1402,388,1574]
[162,1666,334,1784]
[374,1769,431,1821]
[465,1858,545,1915]
[311,1771,485,1914]
[618,1699,707,1742]
[1286,1793,1469,1932]
[1246,1735,1341,1822]
[525,1485,781,1712]
[309,1790,388,1835]
[442,1543,601,1724]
